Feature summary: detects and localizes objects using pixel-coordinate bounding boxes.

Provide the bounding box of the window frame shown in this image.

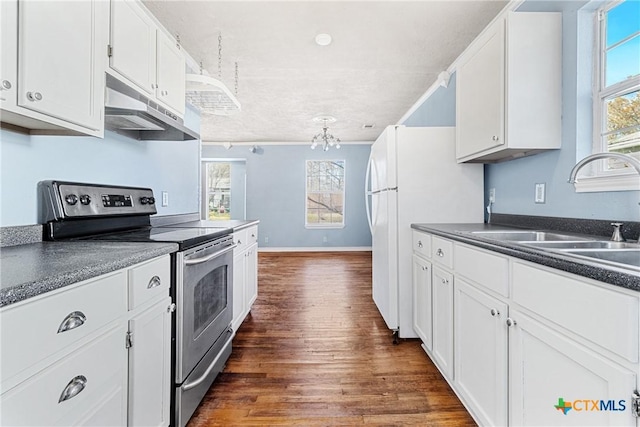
[305,159,346,229]
[583,0,640,192]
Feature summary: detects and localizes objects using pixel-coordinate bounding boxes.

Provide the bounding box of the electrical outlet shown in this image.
[489,188,496,203]
[264,237,269,244]
[162,191,169,207]
[535,183,546,204]
[323,236,328,243]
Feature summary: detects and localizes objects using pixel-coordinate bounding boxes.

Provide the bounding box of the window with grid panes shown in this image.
[305,160,345,228]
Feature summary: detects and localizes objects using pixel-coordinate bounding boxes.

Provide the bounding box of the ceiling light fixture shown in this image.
[315,33,332,46]
[311,116,341,151]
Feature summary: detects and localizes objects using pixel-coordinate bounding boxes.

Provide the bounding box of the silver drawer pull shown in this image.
[58,375,87,403]
[506,318,517,327]
[57,311,86,333]
[436,248,444,257]
[417,241,423,248]
[1,80,11,90]
[490,308,500,317]
[147,275,162,289]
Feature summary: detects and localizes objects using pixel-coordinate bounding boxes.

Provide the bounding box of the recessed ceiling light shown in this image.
[315,33,332,46]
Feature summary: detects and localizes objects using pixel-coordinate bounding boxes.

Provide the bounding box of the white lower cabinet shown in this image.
[509,309,637,427]
[454,278,508,426]
[412,254,433,351]
[0,254,172,426]
[232,226,259,332]
[411,229,640,426]
[432,265,454,379]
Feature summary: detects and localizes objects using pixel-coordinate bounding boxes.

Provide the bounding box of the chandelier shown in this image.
[311,117,341,151]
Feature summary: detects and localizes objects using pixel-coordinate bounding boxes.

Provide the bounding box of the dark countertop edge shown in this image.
[411,223,640,292]
[0,242,178,308]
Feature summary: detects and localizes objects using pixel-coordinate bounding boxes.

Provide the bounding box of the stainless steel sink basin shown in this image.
[565,249,640,271]
[469,230,590,242]
[523,241,640,250]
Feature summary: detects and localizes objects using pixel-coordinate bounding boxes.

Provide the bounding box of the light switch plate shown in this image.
[535,183,545,204]
[489,188,496,203]
[162,191,169,207]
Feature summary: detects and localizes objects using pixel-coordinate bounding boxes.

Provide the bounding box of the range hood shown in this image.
[105,74,199,141]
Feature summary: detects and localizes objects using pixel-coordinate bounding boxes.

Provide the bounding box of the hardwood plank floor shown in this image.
[187,252,476,426]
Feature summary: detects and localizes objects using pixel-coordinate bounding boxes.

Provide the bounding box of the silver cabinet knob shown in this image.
[436,248,444,257]
[167,303,176,313]
[58,375,87,403]
[490,308,499,317]
[147,275,161,289]
[57,311,87,333]
[1,80,11,90]
[27,91,42,101]
[506,318,516,327]
[492,135,499,141]
[417,241,423,248]
[440,278,448,285]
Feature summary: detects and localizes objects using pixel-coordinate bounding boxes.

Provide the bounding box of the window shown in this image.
[305,160,345,228]
[202,162,234,220]
[590,0,640,190]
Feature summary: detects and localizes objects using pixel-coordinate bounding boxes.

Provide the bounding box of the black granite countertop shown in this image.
[411,223,640,292]
[0,241,178,307]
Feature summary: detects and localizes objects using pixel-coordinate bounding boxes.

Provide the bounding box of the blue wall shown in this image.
[403,74,456,127]
[0,121,200,226]
[402,3,639,222]
[201,144,372,248]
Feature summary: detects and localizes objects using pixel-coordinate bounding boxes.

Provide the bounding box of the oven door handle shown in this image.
[181,331,234,391]
[184,244,237,266]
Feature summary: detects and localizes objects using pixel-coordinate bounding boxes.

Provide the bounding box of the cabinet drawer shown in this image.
[455,244,508,297]
[1,271,127,384]
[1,324,127,426]
[412,231,431,258]
[512,262,639,363]
[128,255,170,310]
[246,225,259,245]
[431,236,453,269]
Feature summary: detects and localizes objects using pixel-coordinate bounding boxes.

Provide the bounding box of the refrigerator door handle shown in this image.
[365,155,373,234]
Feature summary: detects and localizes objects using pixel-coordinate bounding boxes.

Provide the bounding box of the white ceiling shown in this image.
[143,1,508,143]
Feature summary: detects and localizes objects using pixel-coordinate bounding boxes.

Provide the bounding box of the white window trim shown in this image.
[581,1,640,193]
[305,159,346,229]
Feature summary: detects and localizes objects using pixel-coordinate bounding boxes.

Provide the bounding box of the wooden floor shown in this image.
[187,252,475,426]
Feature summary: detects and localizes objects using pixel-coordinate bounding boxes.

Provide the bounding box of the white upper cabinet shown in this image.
[456,12,562,163]
[109,0,186,116]
[0,0,107,136]
[109,0,156,95]
[156,30,186,115]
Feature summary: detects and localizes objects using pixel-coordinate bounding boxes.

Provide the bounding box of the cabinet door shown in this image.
[110,0,156,95]
[0,0,17,109]
[412,255,432,350]
[509,309,637,427]
[156,30,185,115]
[246,244,258,310]
[432,266,454,379]
[17,0,105,130]
[456,17,505,160]
[128,297,171,427]
[454,279,508,426]
[232,251,246,332]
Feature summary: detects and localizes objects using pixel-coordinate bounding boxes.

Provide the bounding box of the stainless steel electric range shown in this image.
[38,180,235,427]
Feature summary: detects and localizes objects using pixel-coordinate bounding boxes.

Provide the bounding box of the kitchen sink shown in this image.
[523,241,640,250]
[469,230,590,242]
[565,249,640,271]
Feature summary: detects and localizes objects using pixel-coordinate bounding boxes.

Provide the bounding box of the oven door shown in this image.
[175,241,235,383]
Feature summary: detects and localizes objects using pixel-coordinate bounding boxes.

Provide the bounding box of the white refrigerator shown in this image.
[365,125,484,339]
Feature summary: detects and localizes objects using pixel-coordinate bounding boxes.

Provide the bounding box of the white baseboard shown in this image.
[258,246,372,253]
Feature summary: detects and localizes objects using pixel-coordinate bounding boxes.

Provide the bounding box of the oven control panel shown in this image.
[40,181,158,219]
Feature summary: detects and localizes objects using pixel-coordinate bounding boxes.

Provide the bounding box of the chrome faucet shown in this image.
[610,222,625,242]
[568,152,640,184]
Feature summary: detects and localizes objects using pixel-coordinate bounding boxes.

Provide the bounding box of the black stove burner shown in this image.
[83,226,233,251]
